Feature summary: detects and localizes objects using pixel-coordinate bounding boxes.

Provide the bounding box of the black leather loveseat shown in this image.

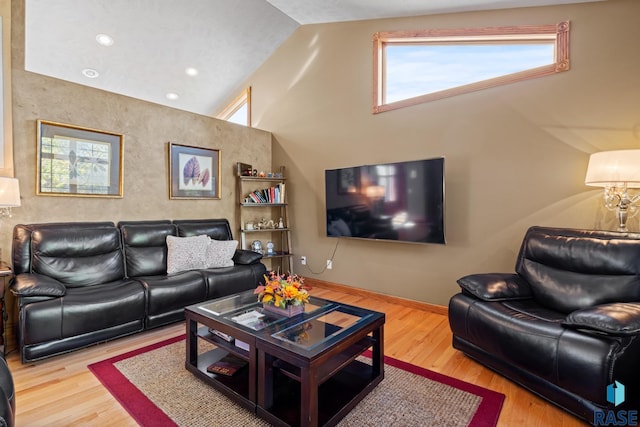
[449,226,640,424]
[10,219,267,363]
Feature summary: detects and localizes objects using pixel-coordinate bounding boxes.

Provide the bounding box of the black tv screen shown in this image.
[325,157,445,245]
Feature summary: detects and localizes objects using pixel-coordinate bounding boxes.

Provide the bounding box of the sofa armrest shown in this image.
[563,302,640,336]
[233,249,263,265]
[457,273,532,301]
[10,273,67,297]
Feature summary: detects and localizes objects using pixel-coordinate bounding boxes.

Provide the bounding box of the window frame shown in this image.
[372,21,570,114]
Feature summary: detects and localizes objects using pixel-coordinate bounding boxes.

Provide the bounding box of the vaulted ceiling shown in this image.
[24,0,603,118]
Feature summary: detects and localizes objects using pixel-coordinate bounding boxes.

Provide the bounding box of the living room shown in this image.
[1,0,639,426]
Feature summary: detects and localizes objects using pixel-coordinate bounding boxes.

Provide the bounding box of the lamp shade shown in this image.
[0,177,21,207]
[585,150,640,188]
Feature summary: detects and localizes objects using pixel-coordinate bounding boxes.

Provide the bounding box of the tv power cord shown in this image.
[298,238,340,275]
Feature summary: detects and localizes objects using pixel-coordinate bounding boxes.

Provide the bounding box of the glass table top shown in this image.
[196,290,332,331]
[192,290,384,353]
[270,306,373,349]
[198,290,259,316]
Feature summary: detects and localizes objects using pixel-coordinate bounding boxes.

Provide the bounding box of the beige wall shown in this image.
[1,0,272,261]
[247,0,640,306]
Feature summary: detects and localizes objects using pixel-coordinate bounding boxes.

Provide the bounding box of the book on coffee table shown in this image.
[206,354,248,376]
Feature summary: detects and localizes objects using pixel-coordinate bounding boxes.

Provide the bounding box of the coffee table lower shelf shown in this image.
[257,359,383,427]
[185,347,254,412]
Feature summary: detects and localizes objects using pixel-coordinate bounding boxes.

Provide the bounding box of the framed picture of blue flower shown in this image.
[169,142,220,199]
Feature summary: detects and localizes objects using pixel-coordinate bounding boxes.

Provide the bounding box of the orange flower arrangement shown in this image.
[254,271,310,308]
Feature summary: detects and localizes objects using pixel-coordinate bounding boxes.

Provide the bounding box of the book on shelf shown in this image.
[244,182,286,204]
[235,339,250,351]
[206,354,248,376]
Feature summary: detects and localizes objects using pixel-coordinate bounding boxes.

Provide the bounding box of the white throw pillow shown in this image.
[206,238,238,268]
[166,234,210,274]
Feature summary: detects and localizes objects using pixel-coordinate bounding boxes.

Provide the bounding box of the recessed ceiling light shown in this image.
[96,34,114,46]
[166,92,179,100]
[185,67,198,76]
[82,68,100,78]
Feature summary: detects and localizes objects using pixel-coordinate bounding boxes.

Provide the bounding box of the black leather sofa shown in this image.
[449,226,640,424]
[10,219,267,363]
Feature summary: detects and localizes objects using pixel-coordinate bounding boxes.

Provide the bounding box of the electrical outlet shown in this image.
[300,256,307,265]
[326,259,333,269]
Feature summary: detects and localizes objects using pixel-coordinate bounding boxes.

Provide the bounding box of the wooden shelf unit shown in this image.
[237,171,293,273]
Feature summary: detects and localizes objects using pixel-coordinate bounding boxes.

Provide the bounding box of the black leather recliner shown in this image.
[0,355,14,426]
[449,226,640,425]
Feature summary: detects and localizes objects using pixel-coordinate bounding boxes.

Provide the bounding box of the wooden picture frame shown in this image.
[169,142,220,199]
[36,120,124,197]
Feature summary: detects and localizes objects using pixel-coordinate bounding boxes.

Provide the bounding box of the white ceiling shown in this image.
[24,0,603,118]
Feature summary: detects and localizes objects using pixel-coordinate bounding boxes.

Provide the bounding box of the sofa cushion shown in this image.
[136,271,207,320]
[563,302,640,336]
[206,238,237,268]
[166,234,210,274]
[21,279,145,345]
[120,222,176,277]
[12,222,115,275]
[174,219,233,240]
[516,227,640,313]
[233,249,263,265]
[31,227,125,287]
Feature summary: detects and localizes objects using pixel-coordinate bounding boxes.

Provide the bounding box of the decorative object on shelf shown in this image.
[277,217,284,229]
[36,120,124,198]
[0,177,21,217]
[236,162,252,177]
[251,240,263,253]
[585,149,640,231]
[254,271,310,317]
[168,143,220,199]
[245,222,255,230]
[266,240,274,255]
[258,217,275,229]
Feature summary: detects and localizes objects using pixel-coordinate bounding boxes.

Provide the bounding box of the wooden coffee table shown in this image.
[184,290,385,426]
[256,303,385,427]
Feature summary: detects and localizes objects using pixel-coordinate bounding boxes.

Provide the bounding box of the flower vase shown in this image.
[262,303,305,317]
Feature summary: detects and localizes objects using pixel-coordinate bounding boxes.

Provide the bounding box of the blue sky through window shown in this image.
[228,103,248,126]
[385,43,555,103]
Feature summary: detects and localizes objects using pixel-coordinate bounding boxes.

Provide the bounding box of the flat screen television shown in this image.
[325,157,445,245]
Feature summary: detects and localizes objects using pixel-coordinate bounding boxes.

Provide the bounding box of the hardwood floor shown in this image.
[6,285,589,426]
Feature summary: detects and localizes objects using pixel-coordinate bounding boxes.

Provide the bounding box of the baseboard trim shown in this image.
[303,277,448,316]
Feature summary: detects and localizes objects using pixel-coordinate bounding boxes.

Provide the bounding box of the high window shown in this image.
[373,22,570,113]
[218,87,251,127]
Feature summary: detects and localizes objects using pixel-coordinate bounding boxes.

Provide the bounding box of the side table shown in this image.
[0,262,13,355]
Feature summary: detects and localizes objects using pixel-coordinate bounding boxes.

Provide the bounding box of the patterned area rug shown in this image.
[89,335,504,426]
